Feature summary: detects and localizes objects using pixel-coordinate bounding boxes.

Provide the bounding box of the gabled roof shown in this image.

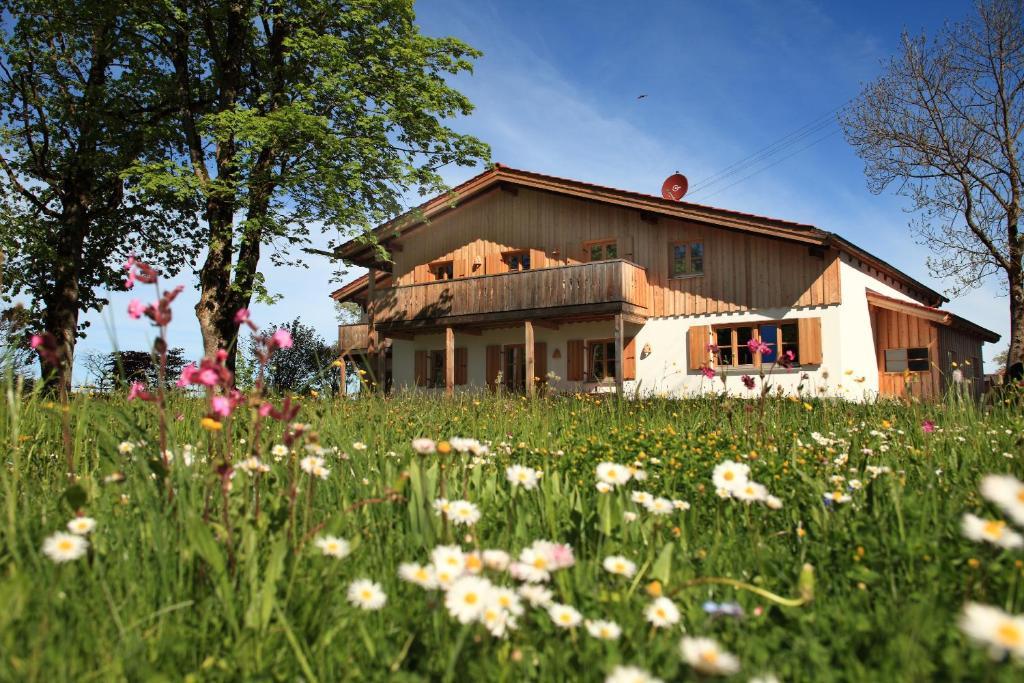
[866,290,1000,342]
[333,163,948,306]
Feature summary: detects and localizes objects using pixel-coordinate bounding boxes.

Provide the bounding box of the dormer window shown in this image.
[430,261,454,281]
[502,250,531,272]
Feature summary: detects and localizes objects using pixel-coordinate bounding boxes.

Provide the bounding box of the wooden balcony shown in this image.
[367,259,651,333]
[337,323,371,352]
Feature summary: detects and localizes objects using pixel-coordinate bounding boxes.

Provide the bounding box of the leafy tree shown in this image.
[137,0,489,372]
[105,347,187,388]
[249,318,336,394]
[0,305,35,381]
[0,0,200,391]
[841,0,1024,368]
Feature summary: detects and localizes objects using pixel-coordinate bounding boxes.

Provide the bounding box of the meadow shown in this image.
[2,384,1024,682]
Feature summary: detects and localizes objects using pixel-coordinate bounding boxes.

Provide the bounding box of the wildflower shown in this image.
[623,511,638,522]
[740,374,756,390]
[586,619,622,640]
[399,562,438,590]
[602,555,637,578]
[548,603,583,628]
[921,420,935,433]
[962,513,1024,549]
[238,457,270,475]
[271,444,289,460]
[127,381,154,402]
[447,500,482,526]
[749,676,781,683]
[269,328,293,350]
[644,597,680,628]
[210,395,232,418]
[823,491,851,505]
[433,498,452,517]
[631,491,654,506]
[646,580,663,597]
[732,481,768,503]
[436,440,452,455]
[596,462,632,487]
[765,495,783,510]
[200,417,222,432]
[644,497,674,515]
[506,465,540,490]
[127,299,146,319]
[746,338,771,356]
[673,499,691,511]
[482,549,511,571]
[117,441,135,455]
[42,532,88,563]
[445,576,493,624]
[679,636,741,676]
[66,517,96,535]
[596,481,613,493]
[314,536,351,559]
[300,455,325,476]
[464,552,484,574]
[960,602,1024,659]
[431,545,466,575]
[980,474,1024,526]
[712,460,749,492]
[411,438,436,454]
[517,583,554,607]
[347,579,386,610]
[605,666,664,683]
[449,437,481,453]
[352,441,367,451]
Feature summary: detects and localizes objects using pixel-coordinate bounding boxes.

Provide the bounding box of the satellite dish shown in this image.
[661,172,688,201]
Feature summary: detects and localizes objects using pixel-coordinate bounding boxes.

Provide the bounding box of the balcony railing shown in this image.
[366,259,651,331]
[337,323,371,352]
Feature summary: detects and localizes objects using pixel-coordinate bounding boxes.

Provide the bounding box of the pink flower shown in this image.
[30,334,44,350]
[258,402,273,417]
[127,299,146,319]
[270,328,293,350]
[921,420,935,433]
[210,395,232,418]
[234,308,251,324]
[548,543,575,569]
[706,343,720,354]
[741,374,756,390]
[196,367,220,387]
[700,366,716,380]
[176,363,199,387]
[746,338,772,356]
[127,381,153,402]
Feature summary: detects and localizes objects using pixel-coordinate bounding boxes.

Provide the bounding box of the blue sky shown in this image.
[77,0,1009,378]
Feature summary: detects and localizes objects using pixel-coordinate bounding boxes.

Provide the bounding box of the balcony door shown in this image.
[503,344,526,392]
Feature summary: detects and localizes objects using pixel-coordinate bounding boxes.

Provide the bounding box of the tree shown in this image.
[0,305,35,381]
[841,0,1024,367]
[105,347,187,388]
[0,0,200,391]
[139,0,488,372]
[249,318,335,394]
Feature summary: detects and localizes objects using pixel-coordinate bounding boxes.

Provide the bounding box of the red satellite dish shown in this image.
[661,172,688,201]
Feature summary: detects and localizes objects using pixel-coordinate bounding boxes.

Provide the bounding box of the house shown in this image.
[330,164,999,400]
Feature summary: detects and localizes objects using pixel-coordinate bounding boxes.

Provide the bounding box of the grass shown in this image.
[1,385,1023,682]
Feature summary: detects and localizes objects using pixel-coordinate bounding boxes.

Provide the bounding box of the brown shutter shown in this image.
[414,264,430,283]
[533,342,547,384]
[454,347,468,385]
[453,258,469,278]
[623,336,637,380]
[485,253,504,275]
[414,350,429,386]
[566,339,585,381]
[529,248,547,269]
[687,325,710,371]
[798,317,823,365]
[485,345,501,391]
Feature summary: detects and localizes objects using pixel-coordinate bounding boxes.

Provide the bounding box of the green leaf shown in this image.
[62,484,87,511]
[651,542,673,584]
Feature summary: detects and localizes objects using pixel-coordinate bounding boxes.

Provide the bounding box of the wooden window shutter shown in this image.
[453,259,469,278]
[566,339,585,381]
[454,347,468,385]
[534,342,547,384]
[485,253,504,275]
[413,264,430,283]
[529,248,547,269]
[798,317,823,365]
[485,345,501,391]
[687,325,710,371]
[623,336,637,380]
[414,350,429,386]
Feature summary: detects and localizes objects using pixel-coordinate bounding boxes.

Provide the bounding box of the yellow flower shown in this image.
[645,580,663,598]
[437,441,452,455]
[881,419,892,430]
[331,359,343,368]
[803,402,813,412]
[200,417,223,432]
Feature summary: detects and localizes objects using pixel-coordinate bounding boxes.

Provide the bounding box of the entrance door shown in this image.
[503,344,526,392]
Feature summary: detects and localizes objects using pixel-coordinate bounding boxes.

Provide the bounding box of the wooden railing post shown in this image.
[525,320,535,397]
[366,267,381,393]
[445,326,455,397]
[614,313,624,396]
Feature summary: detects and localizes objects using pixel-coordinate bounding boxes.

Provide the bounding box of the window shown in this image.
[428,350,446,387]
[712,322,800,367]
[588,340,617,381]
[884,348,929,372]
[670,242,704,277]
[502,250,531,272]
[503,344,526,391]
[430,261,454,281]
[586,239,618,262]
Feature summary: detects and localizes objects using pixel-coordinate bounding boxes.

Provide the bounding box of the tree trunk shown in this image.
[195,197,238,369]
[40,211,85,393]
[1009,275,1024,371]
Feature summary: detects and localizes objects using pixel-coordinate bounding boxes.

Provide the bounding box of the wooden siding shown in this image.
[368,259,650,325]
[389,187,840,317]
[868,305,941,400]
[937,326,984,400]
[338,323,370,351]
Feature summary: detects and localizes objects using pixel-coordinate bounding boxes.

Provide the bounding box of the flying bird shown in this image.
[637,94,647,99]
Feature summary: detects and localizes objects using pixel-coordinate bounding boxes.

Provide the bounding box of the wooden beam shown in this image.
[525,321,535,397]
[366,267,380,393]
[445,326,455,397]
[376,302,649,335]
[385,332,415,341]
[339,354,347,397]
[532,320,560,330]
[614,313,624,396]
[457,327,483,336]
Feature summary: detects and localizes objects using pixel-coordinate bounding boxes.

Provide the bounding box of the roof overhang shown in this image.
[866,290,1000,343]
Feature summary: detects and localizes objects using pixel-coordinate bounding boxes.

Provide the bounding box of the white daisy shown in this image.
[517,583,554,607]
[314,535,351,559]
[299,455,325,475]
[824,491,852,505]
[712,460,749,491]
[596,462,632,487]
[430,545,466,575]
[959,602,1024,659]
[732,481,768,503]
[506,464,540,490]
[602,555,637,578]
[42,532,89,563]
[679,636,741,676]
[765,495,784,510]
[596,481,614,494]
[585,619,622,640]
[605,665,664,683]
[411,438,436,454]
[270,444,289,460]
[447,500,482,526]
[398,562,438,589]
[631,491,654,506]
[238,456,270,475]
[433,497,452,516]
[481,601,517,638]
[66,517,96,535]
[644,497,674,515]
[548,603,583,628]
[347,579,386,610]
[449,437,480,454]
[482,549,511,571]
[644,597,680,628]
[623,511,638,523]
[117,441,135,455]
[445,576,493,624]
[672,500,691,511]
[962,513,1024,549]
[980,474,1024,526]
[352,441,367,451]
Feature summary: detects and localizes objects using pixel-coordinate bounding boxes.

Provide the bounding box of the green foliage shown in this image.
[2,390,1024,681]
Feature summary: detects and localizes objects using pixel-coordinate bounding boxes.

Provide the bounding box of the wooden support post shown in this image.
[525,320,535,397]
[366,267,379,392]
[339,353,347,396]
[614,313,624,396]
[377,344,387,395]
[445,326,455,397]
